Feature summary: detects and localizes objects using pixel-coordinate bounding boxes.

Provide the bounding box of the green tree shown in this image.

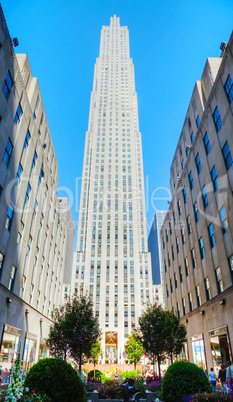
[164,310,187,364]
[138,303,166,379]
[89,339,102,379]
[47,304,68,360]
[47,295,101,372]
[125,330,144,371]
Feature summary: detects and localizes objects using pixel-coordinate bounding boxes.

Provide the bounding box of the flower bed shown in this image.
[191,392,233,401]
[97,381,122,399]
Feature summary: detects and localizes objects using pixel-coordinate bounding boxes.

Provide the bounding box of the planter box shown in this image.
[87,390,99,401]
[146,391,158,402]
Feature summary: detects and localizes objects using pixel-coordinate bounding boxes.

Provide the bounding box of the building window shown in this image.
[183,187,187,204]
[215,267,223,294]
[211,166,219,191]
[181,160,184,170]
[224,74,233,103]
[191,248,196,269]
[24,130,31,149]
[204,277,211,301]
[182,297,186,316]
[170,278,173,294]
[24,184,31,205]
[196,115,200,127]
[3,138,13,166]
[222,142,232,170]
[190,132,194,143]
[176,236,180,253]
[38,169,44,186]
[171,245,175,260]
[203,132,211,155]
[0,253,5,280]
[220,206,228,234]
[195,153,202,173]
[14,103,23,124]
[189,171,194,190]
[188,292,193,312]
[184,257,189,276]
[177,199,182,216]
[199,237,205,259]
[208,223,215,248]
[174,273,177,288]
[179,266,182,283]
[15,163,23,186]
[2,70,13,97]
[8,266,17,291]
[196,285,201,307]
[187,215,192,234]
[181,227,185,244]
[5,205,14,231]
[228,256,233,283]
[193,202,199,222]
[31,152,37,169]
[177,303,180,318]
[213,106,222,132]
[202,186,208,208]
[168,253,171,267]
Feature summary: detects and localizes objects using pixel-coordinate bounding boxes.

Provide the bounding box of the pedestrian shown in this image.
[226,360,233,394]
[2,368,7,385]
[218,363,226,392]
[208,367,217,391]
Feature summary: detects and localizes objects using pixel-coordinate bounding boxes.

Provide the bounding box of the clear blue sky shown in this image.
[2,0,233,238]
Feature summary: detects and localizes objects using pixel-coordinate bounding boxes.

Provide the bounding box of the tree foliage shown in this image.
[89,339,102,378]
[47,295,101,372]
[125,330,144,371]
[164,310,187,364]
[138,303,187,379]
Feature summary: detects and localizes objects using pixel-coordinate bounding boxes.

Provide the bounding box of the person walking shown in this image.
[218,364,226,392]
[226,360,233,394]
[208,367,217,391]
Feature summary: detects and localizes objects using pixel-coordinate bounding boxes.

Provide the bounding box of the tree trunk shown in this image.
[94,361,96,380]
[134,360,136,374]
[170,353,173,364]
[153,357,155,374]
[158,355,161,380]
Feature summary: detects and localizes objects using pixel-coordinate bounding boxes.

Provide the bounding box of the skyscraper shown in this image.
[74,15,152,363]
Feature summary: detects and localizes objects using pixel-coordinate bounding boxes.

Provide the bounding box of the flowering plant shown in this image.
[146,380,162,392]
[226,374,233,397]
[191,391,233,401]
[97,380,123,399]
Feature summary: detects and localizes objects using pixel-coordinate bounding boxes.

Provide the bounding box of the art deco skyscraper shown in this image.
[74,15,152,362]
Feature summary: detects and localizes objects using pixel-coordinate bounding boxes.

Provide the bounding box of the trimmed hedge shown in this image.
[160,361,212,402]
[87,369,105,382]
[24,358,86,402]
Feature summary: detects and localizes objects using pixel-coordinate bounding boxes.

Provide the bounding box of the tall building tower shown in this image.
[74,15,152,362]
[148,210,167,307]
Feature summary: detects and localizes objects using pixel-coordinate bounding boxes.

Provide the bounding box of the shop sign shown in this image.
[4,324,21,337]
[209,326,227,337]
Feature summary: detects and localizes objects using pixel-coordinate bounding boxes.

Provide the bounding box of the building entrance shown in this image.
[209,326,231,371]
[105,331,117,364]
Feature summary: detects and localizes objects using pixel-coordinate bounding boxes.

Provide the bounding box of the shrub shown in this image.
[87,369,105,382]
[97,380,122,399]
[121,370,140,379]
[24,358,86,402]
[160,361,212,402]
[134,378,146,397]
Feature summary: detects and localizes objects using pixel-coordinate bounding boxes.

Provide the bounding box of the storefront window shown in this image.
[209,326,231,371]
[38,340,48,360]
[192,334,206,371]
[23,338,37,370]
[0,324,20,371]
[180,342,189,361]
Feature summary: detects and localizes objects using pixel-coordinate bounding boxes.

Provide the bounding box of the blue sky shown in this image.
[2,0,233,237]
